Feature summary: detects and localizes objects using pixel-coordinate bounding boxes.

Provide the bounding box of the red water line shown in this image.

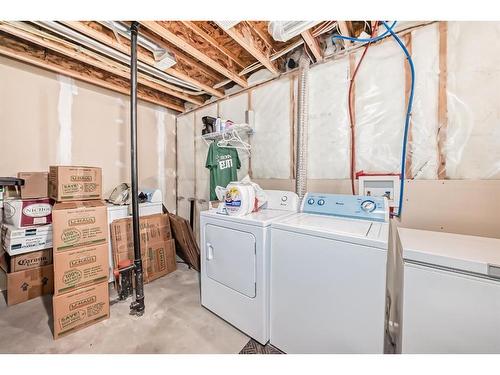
[349,22,379,195]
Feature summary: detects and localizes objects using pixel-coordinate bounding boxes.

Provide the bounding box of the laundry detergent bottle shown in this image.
[223,183,255,216]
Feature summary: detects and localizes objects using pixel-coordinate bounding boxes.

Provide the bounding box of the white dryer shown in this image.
[270,193,389,353]
[200,190,299,344]
[394,227,500,353]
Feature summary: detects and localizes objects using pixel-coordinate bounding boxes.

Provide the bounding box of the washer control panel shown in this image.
[301,193,388,222]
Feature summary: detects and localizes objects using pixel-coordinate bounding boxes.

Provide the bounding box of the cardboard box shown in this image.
[52,201,108,254]
[53,281,109,339]
[6,264,54,306]
[3,198,53,227]
[7,248,52,272]
[49,166,102,202]
[110,214,171,256]
[144,239,176,282]
[1,224,53,256]
[53,243,109,295]
[18,172,49,199]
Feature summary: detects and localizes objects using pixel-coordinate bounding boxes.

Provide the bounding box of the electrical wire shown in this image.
[348,22,379,195]
[380,20,415,217]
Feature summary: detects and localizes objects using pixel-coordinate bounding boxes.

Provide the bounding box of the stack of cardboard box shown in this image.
[110,213,176,285]
[0,172,54,306]
[49,166,110,339]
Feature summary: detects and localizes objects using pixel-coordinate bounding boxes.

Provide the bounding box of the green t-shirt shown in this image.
[205,143,241,201]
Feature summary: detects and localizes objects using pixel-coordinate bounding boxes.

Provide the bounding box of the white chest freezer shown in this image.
[395,227,500,353]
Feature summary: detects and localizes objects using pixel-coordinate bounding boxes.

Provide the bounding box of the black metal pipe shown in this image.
[129,21,145,316]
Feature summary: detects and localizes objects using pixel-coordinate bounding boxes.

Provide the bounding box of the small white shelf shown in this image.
[201,123,254,143]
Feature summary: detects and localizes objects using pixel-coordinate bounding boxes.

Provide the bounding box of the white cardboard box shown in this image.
[1,224,53,256]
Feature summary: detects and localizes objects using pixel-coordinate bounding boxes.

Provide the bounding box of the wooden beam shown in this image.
[223,21,279,76]
[338,21,353,47]
[437,21,448,179]
[0,32,185,112]
[301,29,323,62]
[0,22,204,106]
[403,33,414,179]
[181,21,246,70]
[142,21,248,87]
[62,21,224,98]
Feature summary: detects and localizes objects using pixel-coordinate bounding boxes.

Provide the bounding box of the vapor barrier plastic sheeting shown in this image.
[193,104,217,201]
[308,58,350,179]
[176,112,195,219]
[251,78,292,179]
[409,24,440,179]
[355,38,406,174]
[218,93,250,178]
[446,22,500,179]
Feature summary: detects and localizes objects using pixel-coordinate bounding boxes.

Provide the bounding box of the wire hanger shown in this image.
[217,128,251,154]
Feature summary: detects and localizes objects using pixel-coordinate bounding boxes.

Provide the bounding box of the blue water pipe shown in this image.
[331,21,397,44]
[380,21,415,217]
[331,21,415,218]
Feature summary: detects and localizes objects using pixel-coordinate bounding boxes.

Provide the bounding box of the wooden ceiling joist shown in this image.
[180,21,246,70]
[0,22,203,106]
[142,21,248,88]
[301,29,323,62]
[223,22,280,76]
[338,21,353,47]
[62,21,224,98]
[0,32,185,112]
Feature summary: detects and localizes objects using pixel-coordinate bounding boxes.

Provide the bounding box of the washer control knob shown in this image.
[281,195,288,202]
[317,199,325,206]
[307,198,315,205]
[361,200,376,213]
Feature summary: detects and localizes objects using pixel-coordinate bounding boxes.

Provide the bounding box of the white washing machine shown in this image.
[200,190,299,344]
[394,227,500,353]
[270,193,389,353]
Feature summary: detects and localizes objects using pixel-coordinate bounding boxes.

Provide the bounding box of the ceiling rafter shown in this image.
[142,21,248,88]
[0,22,204,106]
[180,21,246,70]
[0,31,185,112]
[63,21,224,98]
[222,22,280,76]
[338,21,353,46]
[301,29,323,62]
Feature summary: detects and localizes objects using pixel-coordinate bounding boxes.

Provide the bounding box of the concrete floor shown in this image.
[0,264,249,353]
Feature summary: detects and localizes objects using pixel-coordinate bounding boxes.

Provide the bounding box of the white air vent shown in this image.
[268,21,322,42]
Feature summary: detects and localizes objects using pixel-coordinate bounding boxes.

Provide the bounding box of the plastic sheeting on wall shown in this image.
[308,58,350,179]
[193,103,217,202]
[251,78,292,179]
[218,93,250,177]
[408,24,440,179]
[354,39,406,174]
[176,112,195,219]
[446,22,500,179]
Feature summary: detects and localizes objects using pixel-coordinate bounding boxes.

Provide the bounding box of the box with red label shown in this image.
[2,198,53,227]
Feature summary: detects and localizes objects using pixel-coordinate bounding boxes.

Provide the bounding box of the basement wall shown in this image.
[0,55,178,211]
[176,21,500,240]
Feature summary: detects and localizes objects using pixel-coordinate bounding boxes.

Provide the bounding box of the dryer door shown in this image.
[205,224,256,298]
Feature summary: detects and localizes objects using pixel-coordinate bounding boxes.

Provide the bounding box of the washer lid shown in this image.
[201,208,296,227]
[272,213,388,249]
[398,227,500,277]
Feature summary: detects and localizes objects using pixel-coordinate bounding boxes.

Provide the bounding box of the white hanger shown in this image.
[217,128,251,154]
